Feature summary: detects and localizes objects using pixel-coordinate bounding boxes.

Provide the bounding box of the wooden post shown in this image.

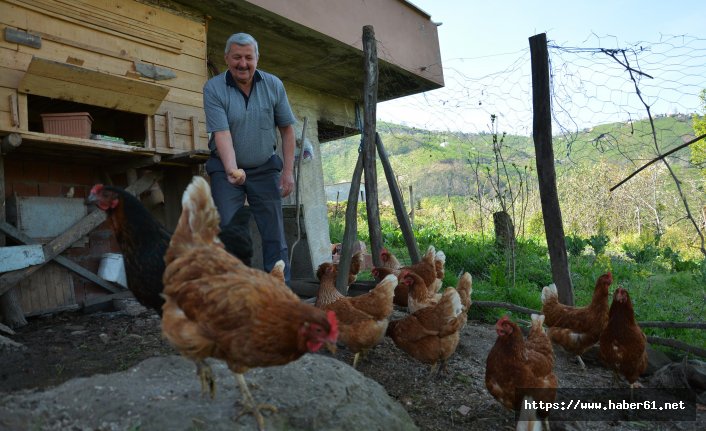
[409,185,415,226]
[1,133,22,154]
[362,25,383,268]
[0,146,28,327]
[376,133,420,263]
[529,33,574,305]
[335,155,363,293]
[334,191,340,219]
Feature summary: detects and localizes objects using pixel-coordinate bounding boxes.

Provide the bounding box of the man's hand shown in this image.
[279,171,294,197]
[227,168,246,185]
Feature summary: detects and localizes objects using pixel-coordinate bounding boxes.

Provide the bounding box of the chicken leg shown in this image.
[196,359,216,398]
[575,355,586,370]
[234,372,277,431]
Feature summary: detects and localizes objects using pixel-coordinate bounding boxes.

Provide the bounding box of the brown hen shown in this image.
[485,315,557,426]
[386,287,465,376]
[541,272,613,369]
[315,262,396,367]
[599,286,647,389]
[160,176,338,431]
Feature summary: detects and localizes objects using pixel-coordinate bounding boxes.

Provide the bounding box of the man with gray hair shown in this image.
[203,32,297,283]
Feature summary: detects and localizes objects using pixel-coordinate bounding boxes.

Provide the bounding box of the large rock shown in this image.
[0,354,417,430]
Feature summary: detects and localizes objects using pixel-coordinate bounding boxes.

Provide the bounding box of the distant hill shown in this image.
[321,115,695,200]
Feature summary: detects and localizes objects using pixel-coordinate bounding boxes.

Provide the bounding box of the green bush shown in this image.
[588,232,610,255]
[565,234,587,257]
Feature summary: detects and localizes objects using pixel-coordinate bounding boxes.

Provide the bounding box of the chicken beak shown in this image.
[324,341,337,354]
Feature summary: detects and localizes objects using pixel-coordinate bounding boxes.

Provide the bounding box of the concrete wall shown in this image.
[279,83,357,274]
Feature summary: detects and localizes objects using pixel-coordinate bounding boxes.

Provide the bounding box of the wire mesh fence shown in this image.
[323,32,706,267]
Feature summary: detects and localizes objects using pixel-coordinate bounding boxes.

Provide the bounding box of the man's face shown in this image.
[225,43,258,85]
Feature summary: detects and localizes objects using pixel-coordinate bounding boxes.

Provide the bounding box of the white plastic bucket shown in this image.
[98,253,128,288]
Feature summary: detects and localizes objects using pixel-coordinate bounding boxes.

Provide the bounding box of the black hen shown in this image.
[87,183,253,315]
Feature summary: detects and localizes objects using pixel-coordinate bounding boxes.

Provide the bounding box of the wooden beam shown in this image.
[1,133,22,155]
[335,154,364,293]
[160,149,209,165]
[104,154,161,175]
[362,25,383,268]
[0,221,120,294]
[376,133,420,263]
[0,172,160,297]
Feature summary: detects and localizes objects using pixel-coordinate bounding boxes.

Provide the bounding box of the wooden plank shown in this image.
[0,87,14,111]
[160,149,209,165]
[0,45,33,71]
[155,114,206,136]
[0,67,23,89]
[0,212,115,293]
[8,0,183,54]
[190,116,198,150]
[9,92,19,127]
[145,115,155,150]
[105,154,161,175]
[23,56,170,101]
[4,130,149,154]
[153,131,201,152]
[10,36,208,94]
[17,91,26,130]
[0,244,44,272]
[165,110,175,148]
[161,87,203,109]
[19,33,206,77]
[85,0,206,41]
[19,73,164,116]
[2,2,205,59]
[156,100,207,121]
[15,261,76,316]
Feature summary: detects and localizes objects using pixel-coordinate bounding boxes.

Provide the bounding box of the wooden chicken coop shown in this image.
[0,0,212,323]
[0,0,444,325]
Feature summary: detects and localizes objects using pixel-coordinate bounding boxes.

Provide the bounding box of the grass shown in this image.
[329,204,706,357]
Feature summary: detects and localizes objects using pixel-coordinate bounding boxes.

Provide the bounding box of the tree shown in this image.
[692,89,706,180]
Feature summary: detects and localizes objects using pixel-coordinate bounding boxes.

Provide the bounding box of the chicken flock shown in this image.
[87,176,650,430]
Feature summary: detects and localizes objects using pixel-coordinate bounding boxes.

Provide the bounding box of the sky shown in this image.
[377,0,706,134]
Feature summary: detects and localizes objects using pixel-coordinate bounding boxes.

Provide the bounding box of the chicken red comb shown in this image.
[89,184,104,196]
[495,315,510,328]
[326,310,339,341]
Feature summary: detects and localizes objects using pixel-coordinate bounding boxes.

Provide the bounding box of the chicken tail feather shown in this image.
[541,283,558,305]
[166,176,222,263]
[177,176,222,247]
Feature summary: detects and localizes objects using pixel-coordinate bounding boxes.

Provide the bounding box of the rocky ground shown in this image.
[0,299,703,430]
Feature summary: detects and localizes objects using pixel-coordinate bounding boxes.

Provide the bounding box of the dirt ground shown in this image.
[0,300,703,431]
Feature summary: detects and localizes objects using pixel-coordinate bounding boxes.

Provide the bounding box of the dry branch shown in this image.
[473,300,539,316]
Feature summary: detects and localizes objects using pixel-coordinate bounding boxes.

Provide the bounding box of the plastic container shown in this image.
[97,253,128,288]
[41,112,93,139]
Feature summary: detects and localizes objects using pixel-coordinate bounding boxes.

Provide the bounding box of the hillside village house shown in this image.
[0,0,443,323]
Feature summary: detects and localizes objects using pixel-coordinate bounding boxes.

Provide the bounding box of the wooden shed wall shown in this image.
[0,0,209,153]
